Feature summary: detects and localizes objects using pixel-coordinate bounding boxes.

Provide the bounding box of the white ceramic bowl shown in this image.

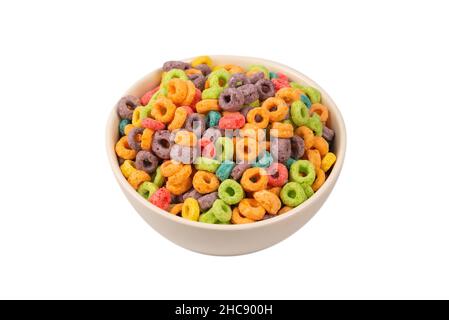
[106,55,346,256]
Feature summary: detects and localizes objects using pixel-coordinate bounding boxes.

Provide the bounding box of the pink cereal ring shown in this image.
[141,118,165,130]
[219,113,245,129]
[272,78,290,91]
[266,162,288,187]
[179,105,194,115]
[140,86,160,105]
[149,187,171,210]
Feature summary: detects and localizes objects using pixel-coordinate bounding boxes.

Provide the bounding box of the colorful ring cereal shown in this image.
[115,136,137,160]
[149,187,171,210]
[128,169,151,190]
[321,152,337,173]
[289,160,316,186]
[210,199,232,223]
[253,190,281,215]
[138,181,159,199]
[117,95,141,120]
[261,97,288,122]
[167,107,188,131]
[231,207,255,224]
[191,56,213,68]
[182,198,200,221]
[270,122,294,138]
[238,198,266,221]
[246,107,270,129]
[310,103,329,123]
[151,96,176,124]
[196,99,220,114]
[312,169,325,192]
[291,100,310,127]
[266,162,288,187]
[280,182,307,207]
[198,192,218,212]
[120,160,136,179]
[193,170,220,194]
[218,179,244,205]
[240,167,268,192]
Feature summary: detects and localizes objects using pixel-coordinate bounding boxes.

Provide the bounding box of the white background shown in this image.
[1,0,448,299]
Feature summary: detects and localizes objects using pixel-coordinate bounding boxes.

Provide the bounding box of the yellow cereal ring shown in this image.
[181,80,196,106]
[124,124,135,135]
[306,149,322,172]
[254,189,282,215]
[246,107,270,129]
[275,87,302,105]
[166,176,192,195]
[127,169,151,190]
[115,136,137,160]
[231,207,255,224]
[312,168,325,192]
[311,136,329,157]
[191,55,212,68]
[168,107,188,131]
[270,122,294,138]
[192,171,220,194]
[240,167,268,192]
[235,137,259,163]
[321,152,337,172]
[167,78,188,105]
[261,97,289,122]
[132,106,144,127]
[310,103,329,124]
[150,96,176,124]
[170,203,183,215]
[160,160,183,177]
[174,130,197,147]
[182,198,200,221]
[195,99,220,114]
[140,128,154,150]
[120,160,136,178]
[278,206,292,215]
[238,198,266,221]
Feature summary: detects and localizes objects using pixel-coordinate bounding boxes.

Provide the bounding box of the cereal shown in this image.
[280,182,307,207]
[170,144,197,164]
[193,170,220,194]
[289,160,316,186]
[174,130,197,147]
[194,63,212,76]
[231,207,255,224]
[270,137,291,163]
[151,130,173,159]
[162,61,190,72]
[181,188,202,202]
[210,199,232,223]
[127,127,144,151]
[261,97,289,122]
[312,169,325,192]
[306,149,321,172]
[196,99,220,114]
[254,190,281,215]
[310,103,329,123]
[135,150,159,174]
[188,73,206,90]
[166,176,192,195]
[142,118,165,131]
[152,166,165,187]
[218,113,245,129]
[149,187,171,210]
[255,79,275,100]
[238,198,265,221]
[167,107,188,131]
[238,84,259,104]
[240,167,268,192]
[197,192,218,212]
[184,113,206,135]
[215,160,235,181]
[302,86,321,104]
[205,111,221,127]
[191,56,213,68]
[138,181,158,199]
[219,88,245,111]
[119,119,131,135]
[120,160,136,179]
[322,126,335,143]
[151,96,176,124]
[117,95,141,120]
[228,73,250,88]
[290,136,305,159]
[182,198,200,221]
[246,107,270,129]
[218,179,244,205]
[115,136,137,160]
[307,113,323,136]
[254,151,273,168]
[300,94,312,108]
[291,100,310,127]
[128,169,151,190]
[170,203,183,215]
[278,206,292,215]
[321,152,337,172]
[194,157,220,173]
[266,162,288,187]
[199,210,218,224]
[230,163,251,180]
[270,122,294,138]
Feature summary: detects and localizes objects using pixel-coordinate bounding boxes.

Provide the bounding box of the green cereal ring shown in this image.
[199,210,218,224]
[302,86,321,104]
[290,100,310,127]
[303,184,314,199]
[215,137,234,162]
[289,160,316,186]
[289,82,305,90]
[249,99,260,107]
[138,181,159,199]
[152,166,166,187]
[210,199,232,222]
[306,113,323,136]
[161,69,188,89]
[202,86,223,99]
[218,179,244,205]
[194,157,220,173]
[280,182,307,207]
[208,70,231,88]
[248,64,269,78]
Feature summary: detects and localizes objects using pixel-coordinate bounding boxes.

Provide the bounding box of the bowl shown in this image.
[106,55,346,256]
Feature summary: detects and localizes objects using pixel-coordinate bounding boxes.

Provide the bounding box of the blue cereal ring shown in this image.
[119,119,131,136]
[269,71,278,79]
[206,110,221,127]
[215,160,235,181]
[254,151,273,168]
[286,158,296,169]
[300,94,312,109]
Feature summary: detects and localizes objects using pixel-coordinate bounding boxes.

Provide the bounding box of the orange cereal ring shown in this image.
[151,96,176,124]
[195,99,220,114]
[238,198,266,221]
[185,68,202,76]
[295,126,315,149]
[140,128,154,150]
[127,169,151,190]
[307,149,322,172]
[311,136,329,157]
[312,168,325,192]
[231,207,255,224]
[270,122,294,138]
[278,206,292,215]
[174,130,197,147]
[170,203,183,215]
[181,80,196,106]
[124,124,135,135]
[115,136,137,160]
[268,187,281,196]
[166,176,192,195]
[167,78,188,105]
[160,160,183,177]
[261,97,289,122]
[235,137,259,163]
[170,164,192,181]
[309,103,329,123]
[168,107,188,131]
[240,167,268,192]
[254,189,281,215]
[275,87,301,105]
[192,171,220,194]
[246,107,270,129]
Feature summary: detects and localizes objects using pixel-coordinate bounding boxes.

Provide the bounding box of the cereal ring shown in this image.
[261,97,288,122]
[311,136,329,157]
[181,80,197,106]
[166,176,192,195]
[306,113,323,136]
[135,150,159,174]
[231,207,255,224]
[246,107,270,129]
[151,97,176,124]
[197,192,218,212]
[321,152,337,172]
[151,130,173,159]
[275,87,301,105]
[166,78,188,105]
[238,198,265,221]
[196,99,220,114]
[280,182,307,207]
[218,88,244,111]
[214,137,234,161]
[161,69,188,89]
[120,160,136,178]
[181,188,202,202]
[218,179,244,205]
[322,126,335,143]
[138,181,158,199]
[209,69,231,88]
[269,71,278,79]
[117,95,141,120]
[303,184,314,198]
[290,136,305,159]
[214,64,244,74]
[206,111,221,127]
[240,167,268,192]
[230,163,251,180]
[199,210,218,224]
[174,130,197,147]
[115,136,137,160]
[301,94,312,108]
[291,100,310,127]
[194,157,220,173]
[127,169,151,190]
[248,71,265,84]
[169,164,192,182]
[169,144,198,164]
[272,78,290,91]
[228,73,250,88]
[254,190,281,215]
[278,206,292,215]
[191,56,213,68]
[295,126,315,150]
[162,61,190,72]
[167,107,188,131]
[270,137,291,163]
[247,65,269,78]
[270,122,294,138]
[141,118,165,131]
[235,137,259,163]
[182,198,200,221]
[119,119,131,136]
[170,203,183,215]
[160,160,183,177]
[202,86,223,100]
[184,113,206,135]
[149,187,171,210]
[188,73,206,91]
[240,105,254,120]
[210,199,232,222]
[127,127,144,151]
[215,160,235,181]
[219,113,245,129]
[192,170,220,194]
[238,84,259,105]
[124,124,135,136]
[266,162,288,187]
[254,151,273,168]
[302,86,321,104]
[255,79,275,100]
[306,149,321,172]
[312,168,325,192]
[132,106,144,127]
[289,160,316,186]
[310,103,329,123]
[194,63,212,76]
[186,68,202,76]
[140,86,160,106]
[202,127,223,144]
[152,166,165,187]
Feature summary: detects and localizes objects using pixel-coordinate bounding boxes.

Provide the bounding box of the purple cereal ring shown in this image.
[219,88,245,111]
[249,72,265,84]
[255,79,275,101]
[238,84,259,105]
[135,150,159,174]
[189,73,206,90]
[185,113,206,135]
[270,137,291,163]
[322,126,335,142]
[195,64,211,76]
[116,95,141,120]
[202,127,223,144]
[228,73,250,88]
[127,127,144,151]
[290,136,305,160]
[170,144,198,164]
[230,163,251,180]
[182,188,202,201]
[151,130,173,159]
[198,192,218,212]
[162,60,190,71]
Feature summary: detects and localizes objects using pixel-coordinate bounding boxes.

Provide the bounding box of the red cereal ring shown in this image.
[218,113,246,129]
[141,118,165,130]
[149,187,171,210]
[272,78,290,91]
[140,86,160,106]
[277,73,288,80]
[266,162,288,187]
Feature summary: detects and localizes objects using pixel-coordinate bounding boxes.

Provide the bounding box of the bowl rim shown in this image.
[106,55,346,231]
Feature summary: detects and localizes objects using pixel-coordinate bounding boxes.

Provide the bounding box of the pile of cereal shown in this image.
[114,56,336,224]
